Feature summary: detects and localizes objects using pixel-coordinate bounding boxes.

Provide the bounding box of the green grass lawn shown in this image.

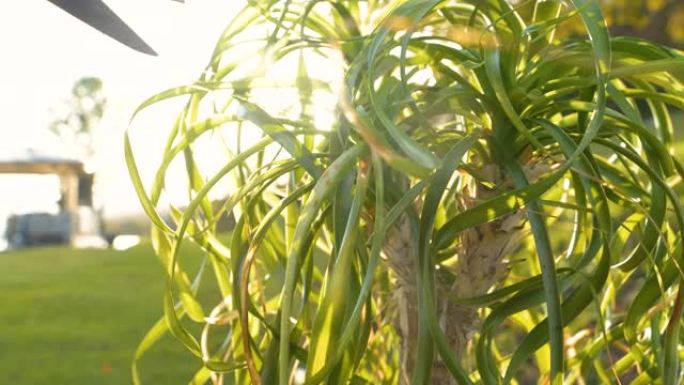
[0,241,209,385]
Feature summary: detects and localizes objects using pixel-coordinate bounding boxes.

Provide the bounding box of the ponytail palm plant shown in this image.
[126,0,684,384]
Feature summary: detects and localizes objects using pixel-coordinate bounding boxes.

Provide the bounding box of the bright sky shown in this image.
[0,0,243,219]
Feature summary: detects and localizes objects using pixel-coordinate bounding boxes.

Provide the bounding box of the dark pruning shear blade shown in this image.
[46,0,174,56]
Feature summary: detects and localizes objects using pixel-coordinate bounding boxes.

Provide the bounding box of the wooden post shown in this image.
[59,172,79,213]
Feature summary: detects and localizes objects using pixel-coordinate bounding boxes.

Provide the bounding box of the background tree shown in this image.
[50,76,106,167]
[560,0,684,48]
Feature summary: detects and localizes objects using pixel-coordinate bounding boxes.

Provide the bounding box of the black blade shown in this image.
[46,0,157,55]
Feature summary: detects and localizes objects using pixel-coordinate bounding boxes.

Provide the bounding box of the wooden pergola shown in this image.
[0,157,85,213]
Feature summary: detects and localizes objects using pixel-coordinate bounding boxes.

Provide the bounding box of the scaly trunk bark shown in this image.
[385,164,539,384]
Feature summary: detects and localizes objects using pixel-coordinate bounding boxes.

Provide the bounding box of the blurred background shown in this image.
[0,1,238,383]
[0,0,682,384]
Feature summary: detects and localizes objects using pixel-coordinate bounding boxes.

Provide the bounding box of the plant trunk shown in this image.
[385,165,534,384]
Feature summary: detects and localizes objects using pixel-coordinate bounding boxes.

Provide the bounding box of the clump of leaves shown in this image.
[126,1,684,384]
[51,76,106,165]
